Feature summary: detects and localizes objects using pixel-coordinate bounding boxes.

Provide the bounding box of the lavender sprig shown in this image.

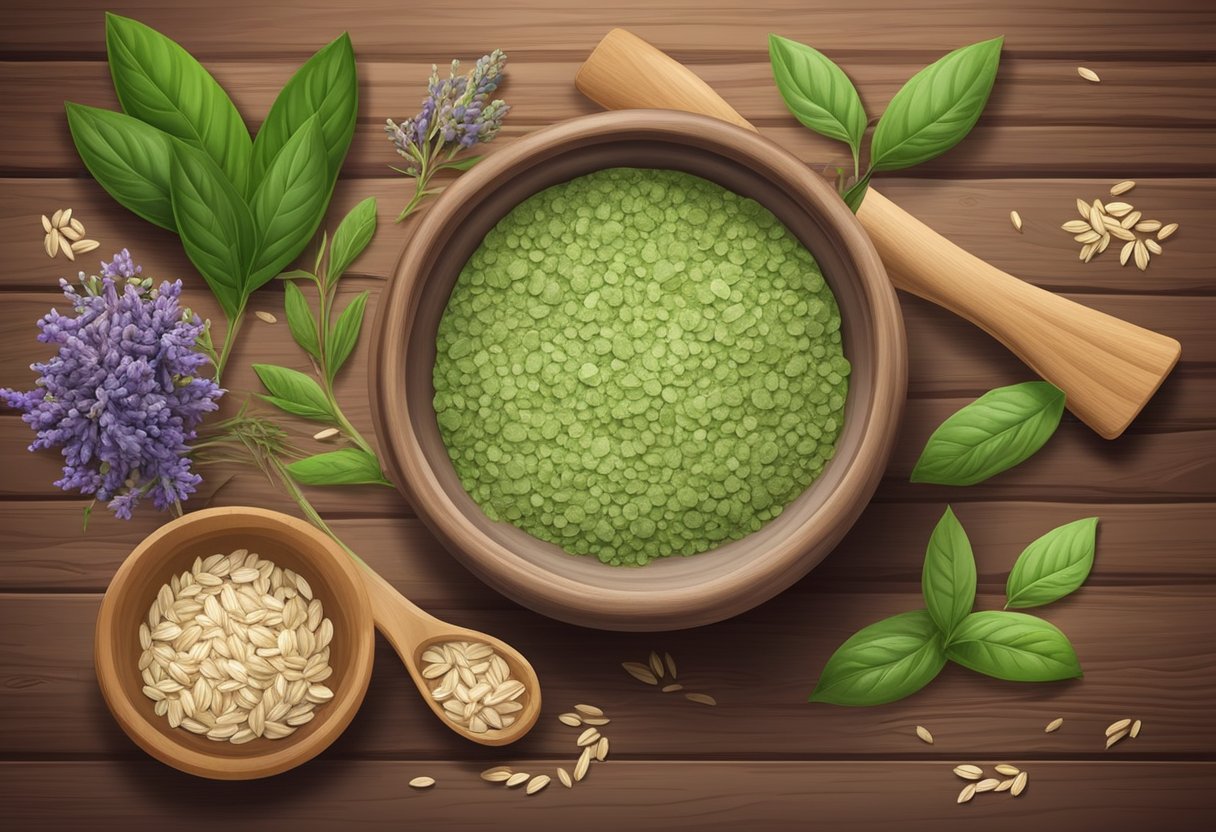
[385,49,509,222]
[0,251,223,519]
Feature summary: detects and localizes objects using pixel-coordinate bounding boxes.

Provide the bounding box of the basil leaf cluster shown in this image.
[65,14,358,378]
[810,508,1097,706]
[769,35,1003,212]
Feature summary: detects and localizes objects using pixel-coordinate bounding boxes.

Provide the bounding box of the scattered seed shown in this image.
[1119,240,1136,266]
[505,772,530,788]
[574,747,592,781]
[975,778,1001,793]
[1011,771,1029,796]
[1074,230,1103,244]
[1130,719,1142,738]
[1089,202,1105,234]
[957,783,977,804]
[254,311,278,324]
[685,693,717,706]
[576,727,601,747]
[70,218,85,235]
[1045,717,1064,733]
[1077,66,1101,83]
[995,779,1015,792]
[1010,210,1023,232]
[409,776,435,789]
[582,716,611,726]
[1145,239,1162,255]
[1134,220,1162,233]
[953,764,983,780]
[557,767,573,788]
[1121,210,1142,229]
[51,208,64,227]
[622,662,658,685]
[1106,728,1130,748]
[1104,202,1133,217]
[915,725,934,745]
[1061,220,1092,234]
[313,427,340,441]
[61,238,76,261]
[41,214,52,233]
[1157,223,1178,240]
[595,736,609,761]
[481,766,514,782]
[661,683,684,693]
[664,652,678,679]
[1110,180,1136,196]
[1076,198,1090,219]
[1106,718,1132,737]
[526,774,550,794]
[559,712,583,727]
[648,651,665,679]
[574,703,603,717]
[994,764,1021,776]
[1134,239,1150,271]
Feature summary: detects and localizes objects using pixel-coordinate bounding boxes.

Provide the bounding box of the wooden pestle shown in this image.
[574,28,1181,439]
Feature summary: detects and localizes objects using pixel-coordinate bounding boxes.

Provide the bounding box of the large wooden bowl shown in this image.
[371,110,906,630]
[94,507,376,779]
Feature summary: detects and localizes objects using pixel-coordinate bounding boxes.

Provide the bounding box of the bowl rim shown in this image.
[94,506,376,779]
[371,109,906,630]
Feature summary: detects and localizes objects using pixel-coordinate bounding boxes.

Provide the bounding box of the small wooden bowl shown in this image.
[94,507,376,779]
[371,110,906,631]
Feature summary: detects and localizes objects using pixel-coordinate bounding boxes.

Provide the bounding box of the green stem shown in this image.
[270,456,365,565]
[213,306,246,385]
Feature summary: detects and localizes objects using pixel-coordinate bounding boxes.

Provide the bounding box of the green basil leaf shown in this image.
[325,291,368,382]
[169,144,254,320]
[283,280,320,360]
[842,172,872,213]
[327,197,378,283]
[911,381,1065,486]
[64,102,176,230]
[946,610,1082,682]
[439,155,483,172]
[769,34,866,165]
[922,506,976,637]
[252,363,336,423]
[247,115,330,294]
[277,269,315,281]
[810,610,946,706]
[105,13,251,192]
[250,32,357,193]
[870,36,1003,172]
[1006,517,1099,609]
[286,448,388,486]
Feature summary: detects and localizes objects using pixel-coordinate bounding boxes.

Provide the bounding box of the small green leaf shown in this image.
[283,280,320,360]
[870,36,1003,172]
[922,506,976,637]
[169,144,254,320]
[769,34,866,168]
[327,197,378,282]
[810,610,946,706]
[1006,517,1099,609]
[276,269,315,281]
[250,32,357,192]
[286,448,388,486]
[325,291,368,382]
[313,231,329,276]
[105,13,250,192]
[911,381,1065,486]
[946,610,1082,682]
[64,102,176,230]
[247,115,330,295]
[252,363,335,422]
[439,155,483,171]
[842,172,872,213]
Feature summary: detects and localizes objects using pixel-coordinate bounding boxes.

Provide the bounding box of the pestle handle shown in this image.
[575,28,1181,439]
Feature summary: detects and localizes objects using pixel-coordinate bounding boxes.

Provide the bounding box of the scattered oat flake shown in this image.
[1157,222,1178,240]
[526,774,550,795]
[1009,210,1022,232]
[622,662,658,685]
[685,692,716,706]
[957,783,977,804]
[1077,66,1101,83]
[648,651,665,679]
[558,712,582,727]
[1045,717,1064,733]
[574,703,603,717]
[313,427,340,441]
[1011,771,1029,797]
[995,779,1015,792]
[409,776,435,789]
[1110,180,1136,196]
[481,766,514,782]
[975,778,1001,793]
[1106,729,1130,749]
[505,772,530,787]
[915,725,934,745]
[41,214,52,233]
[1130,719,1142,738]
[1105,718,1132,737]
[557,767,573,788]
[953,764,983,781]
[661,683,684,693]
[664,652,678,679]
[255,310,278,324]
[994,764,1021,776]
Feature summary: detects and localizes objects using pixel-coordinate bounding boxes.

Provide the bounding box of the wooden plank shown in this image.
[3,178,1213,294]
[2,0,1213,58]
[2,761,1214,831]
[4,57,1213,172]
[1,589,1211,758]
[6,117,1214,178]
[2,500,1211,594]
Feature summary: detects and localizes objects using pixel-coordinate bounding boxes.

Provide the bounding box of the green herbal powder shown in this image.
[433,168,849,566]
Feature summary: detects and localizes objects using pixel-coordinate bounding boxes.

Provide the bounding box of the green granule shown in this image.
[433,168,850,566]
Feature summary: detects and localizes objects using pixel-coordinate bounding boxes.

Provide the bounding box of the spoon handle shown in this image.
[575,28,1181,439]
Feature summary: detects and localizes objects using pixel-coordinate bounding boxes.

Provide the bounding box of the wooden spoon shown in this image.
[361,566,541,745]
[575,28,1182,440]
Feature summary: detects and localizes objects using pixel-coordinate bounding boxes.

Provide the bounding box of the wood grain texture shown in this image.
[3,761,1214,832]
[3,589,1213,758]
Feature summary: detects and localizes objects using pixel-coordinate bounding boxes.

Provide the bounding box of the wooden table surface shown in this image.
[1,1,1213,829]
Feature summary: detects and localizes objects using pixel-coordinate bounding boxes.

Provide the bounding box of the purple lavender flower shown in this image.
[385,50,510,220]
[1,254,223,519]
